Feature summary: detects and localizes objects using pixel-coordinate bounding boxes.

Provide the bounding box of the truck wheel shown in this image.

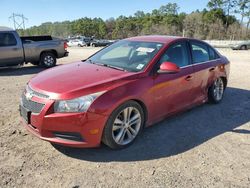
[40,52,56,68]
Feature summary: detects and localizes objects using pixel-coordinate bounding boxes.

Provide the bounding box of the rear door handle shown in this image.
[185,75,193,81]
[209,67,215,72]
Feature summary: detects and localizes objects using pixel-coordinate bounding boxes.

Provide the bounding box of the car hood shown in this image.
[29,62,136,99]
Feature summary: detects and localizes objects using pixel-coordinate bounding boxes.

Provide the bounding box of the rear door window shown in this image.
[0,33,17,47]
[190,41,209,63]
[208,47,219,60]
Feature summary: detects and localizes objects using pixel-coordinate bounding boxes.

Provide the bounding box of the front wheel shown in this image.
[40,52,56,68]
[208,77,225,104]
[102,101,145,149]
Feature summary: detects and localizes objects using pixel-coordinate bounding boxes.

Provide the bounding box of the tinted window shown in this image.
[208,47,219,60]
[191,41,209,63]
[159,42,189,67]
[0,33,17,47]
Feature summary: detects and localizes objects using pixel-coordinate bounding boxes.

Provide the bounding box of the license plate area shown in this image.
[20,105,31,124]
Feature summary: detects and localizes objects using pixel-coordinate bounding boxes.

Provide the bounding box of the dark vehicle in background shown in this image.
[231,41,250,50]
[0,26,68,68]
[91,39,113,47]
[83,37,93,46]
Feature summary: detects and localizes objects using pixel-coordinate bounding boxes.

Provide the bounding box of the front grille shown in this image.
[21,94,45,113]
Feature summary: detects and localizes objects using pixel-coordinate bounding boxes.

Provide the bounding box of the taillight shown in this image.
[64,42,68,50]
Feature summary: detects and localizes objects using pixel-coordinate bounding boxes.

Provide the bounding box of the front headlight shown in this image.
[54,91,105,113]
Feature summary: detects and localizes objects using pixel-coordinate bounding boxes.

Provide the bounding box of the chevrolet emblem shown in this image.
[25,92,33,101]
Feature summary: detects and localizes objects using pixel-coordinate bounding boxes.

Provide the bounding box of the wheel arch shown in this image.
[130,99,148,127]
[40,50,58,59]
[220,76,228,90]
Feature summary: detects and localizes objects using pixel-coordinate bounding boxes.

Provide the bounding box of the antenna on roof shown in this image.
[9,13,28,30]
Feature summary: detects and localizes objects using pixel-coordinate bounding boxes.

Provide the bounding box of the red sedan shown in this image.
[20,36,230,149]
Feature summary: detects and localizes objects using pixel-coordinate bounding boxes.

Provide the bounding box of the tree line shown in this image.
[18,0,250,40]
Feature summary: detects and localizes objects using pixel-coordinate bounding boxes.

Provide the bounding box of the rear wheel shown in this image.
[240,45,247,50]
[40,52,56,68]
[102,101,145,149]
[208,77,225,104]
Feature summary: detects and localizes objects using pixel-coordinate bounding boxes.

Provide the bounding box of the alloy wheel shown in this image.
[44,56,54,66]
[112,107,142,145]
[213,78,224,101]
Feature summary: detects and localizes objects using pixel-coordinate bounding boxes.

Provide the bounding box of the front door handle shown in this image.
[209,67,215,72]
[185,75,193,81]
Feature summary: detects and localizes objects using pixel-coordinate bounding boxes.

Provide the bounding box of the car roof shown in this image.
[126,35,185,44]
[0,26,14,32]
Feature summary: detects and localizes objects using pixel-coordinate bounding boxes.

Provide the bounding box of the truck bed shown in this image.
[21,35,53,42]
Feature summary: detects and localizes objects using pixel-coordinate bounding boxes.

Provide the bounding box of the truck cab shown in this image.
[0,27,24,66]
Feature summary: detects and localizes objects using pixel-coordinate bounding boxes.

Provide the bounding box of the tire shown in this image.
[92,43,96,47]
[208,77,225,104]
[240,45,247,50]
[40,52,56,68]
[102,101,145,149]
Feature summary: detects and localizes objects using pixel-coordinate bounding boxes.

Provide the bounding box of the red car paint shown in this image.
[20,36,230,148]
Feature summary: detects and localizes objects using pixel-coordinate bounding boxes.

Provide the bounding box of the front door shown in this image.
[0,32,23,66]
[151,41,195,121]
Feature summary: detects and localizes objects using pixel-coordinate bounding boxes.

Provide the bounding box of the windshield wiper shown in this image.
[104,64,126,71]
[87,59,126,72]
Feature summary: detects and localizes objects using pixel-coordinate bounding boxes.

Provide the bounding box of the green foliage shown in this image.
[17,2,250,40]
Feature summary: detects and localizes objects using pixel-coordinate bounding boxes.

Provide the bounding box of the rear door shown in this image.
[151,40,196,121]
[189,40,220,103]
[0,32,24,66]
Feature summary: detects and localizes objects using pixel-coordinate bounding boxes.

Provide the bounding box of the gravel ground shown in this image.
[0,47,250,188]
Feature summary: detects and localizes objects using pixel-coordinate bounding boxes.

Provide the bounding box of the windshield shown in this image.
[88,40,163,72]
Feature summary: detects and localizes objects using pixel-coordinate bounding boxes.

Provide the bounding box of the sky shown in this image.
[0,0,209,28]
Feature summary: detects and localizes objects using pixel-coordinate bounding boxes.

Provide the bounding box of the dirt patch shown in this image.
[0,47,250,187]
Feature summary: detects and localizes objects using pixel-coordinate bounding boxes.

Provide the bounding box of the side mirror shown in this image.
[158,62,180,74]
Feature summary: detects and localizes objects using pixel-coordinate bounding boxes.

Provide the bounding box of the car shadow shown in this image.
[53,87,250,162]
[0,64,63,76]
[0,66,46,76]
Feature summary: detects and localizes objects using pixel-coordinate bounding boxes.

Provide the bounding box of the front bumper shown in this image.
[20,94,108,148]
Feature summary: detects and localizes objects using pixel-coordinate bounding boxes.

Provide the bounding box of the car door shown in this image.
[0,32,24,66]
[151,41,196,121]
[189,40,220,103]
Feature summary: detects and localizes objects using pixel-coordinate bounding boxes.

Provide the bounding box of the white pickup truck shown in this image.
[0,26,69,68]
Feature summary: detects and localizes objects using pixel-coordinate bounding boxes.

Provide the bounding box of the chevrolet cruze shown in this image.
[20,36,230,149]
